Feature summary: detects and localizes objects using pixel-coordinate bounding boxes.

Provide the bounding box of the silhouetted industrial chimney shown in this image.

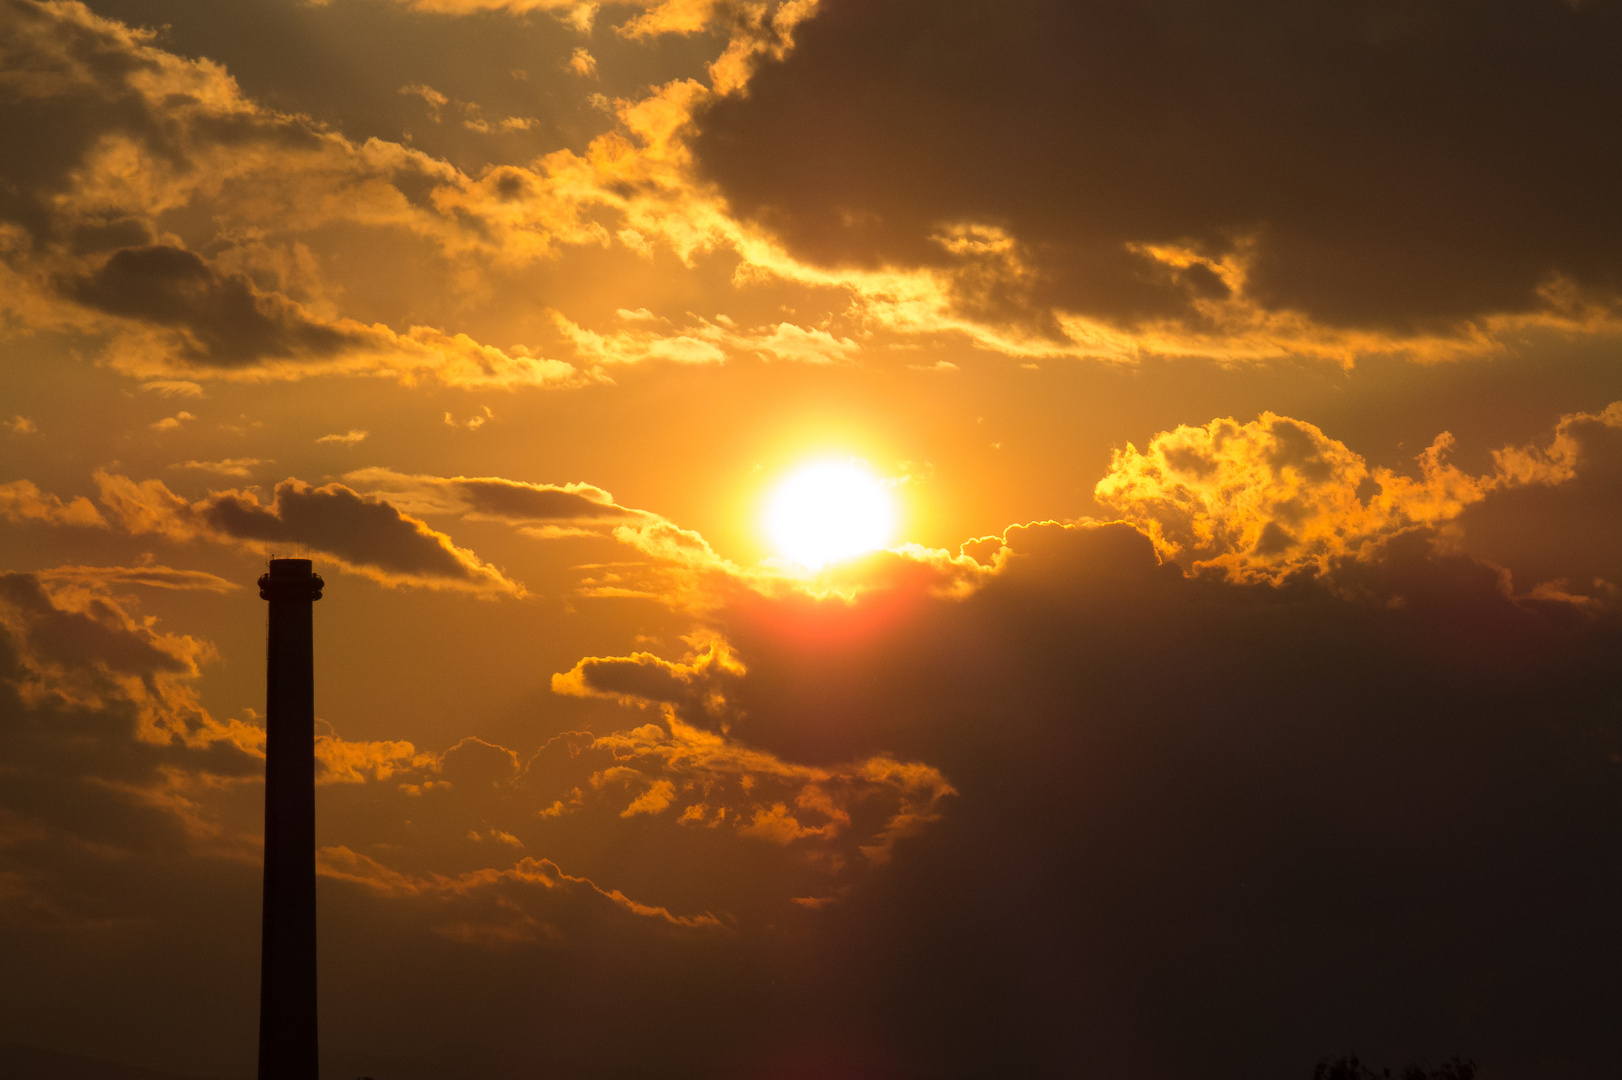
[257,558,324,1080]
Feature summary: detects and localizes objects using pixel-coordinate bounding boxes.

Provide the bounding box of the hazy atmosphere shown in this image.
[2,1,1621,1077]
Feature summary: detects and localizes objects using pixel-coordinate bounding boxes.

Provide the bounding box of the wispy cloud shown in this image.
[168,458,271,478]
[37,565,241,593]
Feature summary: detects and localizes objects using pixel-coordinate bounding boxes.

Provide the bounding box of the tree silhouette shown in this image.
[1314,1054,1475,1080]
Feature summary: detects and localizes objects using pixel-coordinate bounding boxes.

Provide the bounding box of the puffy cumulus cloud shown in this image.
[92,472,523,595]
[344,467,644,526]
[695,0,1622,361]
[1095,412,1487,582]
[1094,404,1622,589]
[0,479,106,528]
[566,46,598,78]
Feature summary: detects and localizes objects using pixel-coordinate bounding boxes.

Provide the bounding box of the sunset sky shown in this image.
[3,1,1622,1077]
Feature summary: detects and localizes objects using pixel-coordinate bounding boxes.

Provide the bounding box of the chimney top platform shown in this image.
[259,559,323,601]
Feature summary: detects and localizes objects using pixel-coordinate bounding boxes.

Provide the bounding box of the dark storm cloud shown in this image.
[696,0,1622,333]
[65,246,365,367]
[298,407,1622,1076]
[632,520,1619,1079]
[347,506,1617,1079]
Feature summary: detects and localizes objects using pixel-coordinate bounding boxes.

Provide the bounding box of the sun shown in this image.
[764,460,898,569]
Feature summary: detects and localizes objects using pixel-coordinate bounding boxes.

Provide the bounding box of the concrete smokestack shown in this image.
[257,558,324,1080]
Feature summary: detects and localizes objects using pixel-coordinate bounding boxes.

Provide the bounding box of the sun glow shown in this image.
[764,460,897,569]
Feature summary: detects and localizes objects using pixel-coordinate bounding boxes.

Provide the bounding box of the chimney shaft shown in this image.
[257,558,323,1080]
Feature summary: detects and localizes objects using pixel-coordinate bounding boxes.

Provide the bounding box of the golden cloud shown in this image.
[1095,405,1622,584]
[0,480,107,529]
[554,639,956,866]
[317,846,724,942]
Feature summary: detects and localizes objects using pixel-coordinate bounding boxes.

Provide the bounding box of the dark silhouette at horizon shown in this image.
[1315,1054,1476,1080]
[257,559,324,1080]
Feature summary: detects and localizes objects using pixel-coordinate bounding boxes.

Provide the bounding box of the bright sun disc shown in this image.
[765,461,897,569]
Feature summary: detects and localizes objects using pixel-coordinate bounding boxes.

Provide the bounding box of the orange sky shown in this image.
[3,2,1622,1078]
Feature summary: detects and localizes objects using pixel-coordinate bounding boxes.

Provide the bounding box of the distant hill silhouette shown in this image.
[0,1042,220,1080]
